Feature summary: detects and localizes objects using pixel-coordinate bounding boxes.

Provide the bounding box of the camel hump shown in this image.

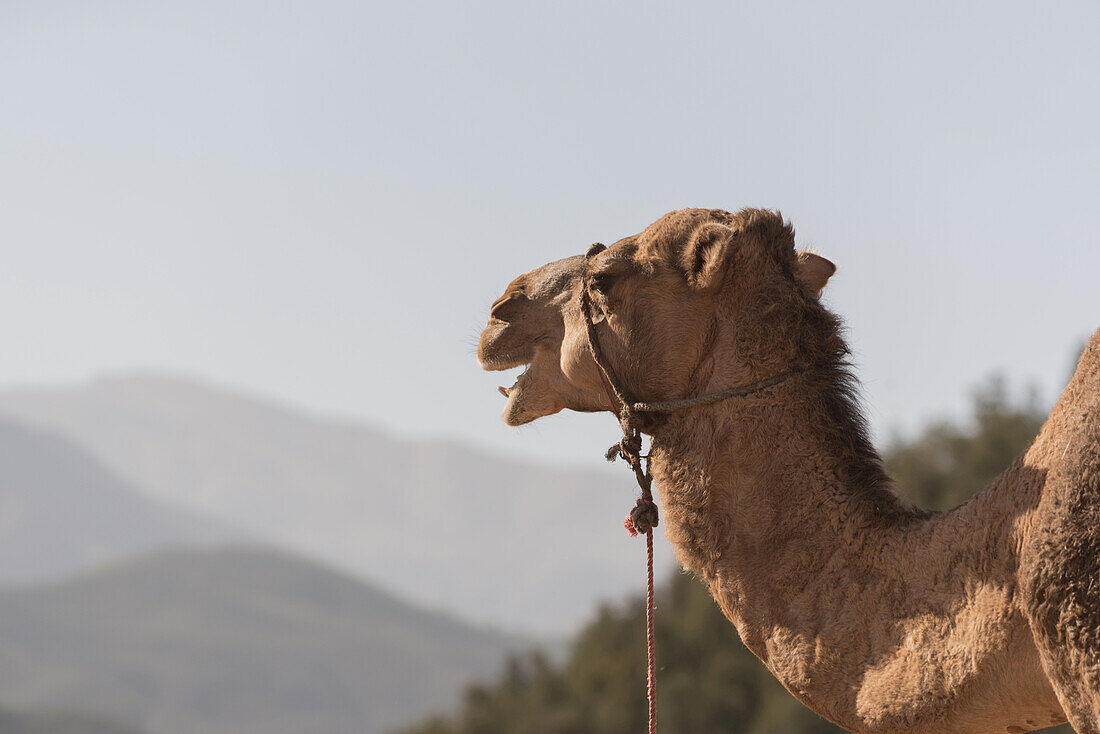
[1063,327,1100,417]
[1076,327,1100,377]
[1025,328,1100,476]
[1054,327,1100,412]
[1019,327,1100,725]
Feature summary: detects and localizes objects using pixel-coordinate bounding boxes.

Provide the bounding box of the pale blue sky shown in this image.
[1,1,1097,466]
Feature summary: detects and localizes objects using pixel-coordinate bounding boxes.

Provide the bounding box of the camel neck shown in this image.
[646,374,1044,732]
[648,372,913,590]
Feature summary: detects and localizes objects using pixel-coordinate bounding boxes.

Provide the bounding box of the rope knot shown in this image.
[606,433,644,468]
[624,497,660,537]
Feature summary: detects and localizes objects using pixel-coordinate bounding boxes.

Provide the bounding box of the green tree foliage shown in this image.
[885,376,1044,511]
[397,377,1073,734]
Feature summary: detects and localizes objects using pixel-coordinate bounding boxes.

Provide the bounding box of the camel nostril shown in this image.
[491,293,528,322]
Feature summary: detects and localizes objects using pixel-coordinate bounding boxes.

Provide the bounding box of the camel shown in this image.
[477,208,1100,734]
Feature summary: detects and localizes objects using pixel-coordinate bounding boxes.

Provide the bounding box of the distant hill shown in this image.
[0,704,143,734]
[0,418,232,584]
[0,375,673,632]
[0,547,517,734]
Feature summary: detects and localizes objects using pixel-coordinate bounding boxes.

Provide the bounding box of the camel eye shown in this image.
[590,273,616,293]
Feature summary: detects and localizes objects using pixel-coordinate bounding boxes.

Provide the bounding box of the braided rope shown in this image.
[624,498,657,734]
[631,370,798,413]
[645,525,656,734]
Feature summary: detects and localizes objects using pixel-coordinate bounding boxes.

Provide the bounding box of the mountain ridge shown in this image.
[0,545,517,734]
[0,417,234,584]
[0,372,675,633]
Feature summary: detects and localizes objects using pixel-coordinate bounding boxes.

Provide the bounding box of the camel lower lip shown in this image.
[498,375,520,398]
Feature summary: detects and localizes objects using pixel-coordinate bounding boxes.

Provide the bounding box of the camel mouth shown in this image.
[479,259,582,426]
[478,326,546,425]
[495,362,545,426]
[495,362,530,400]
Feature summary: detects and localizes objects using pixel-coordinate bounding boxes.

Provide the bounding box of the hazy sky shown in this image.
[2,1,1097,466]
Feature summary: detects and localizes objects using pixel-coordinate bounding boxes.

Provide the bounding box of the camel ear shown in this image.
[794,251,836,298]
[682,223,736,291]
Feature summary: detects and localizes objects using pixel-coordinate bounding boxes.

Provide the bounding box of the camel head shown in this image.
[478,208,838,427]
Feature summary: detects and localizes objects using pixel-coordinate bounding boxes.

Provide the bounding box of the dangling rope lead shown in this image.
[614,438,658,734]
[626,505,658,734]
[580,241,801,734]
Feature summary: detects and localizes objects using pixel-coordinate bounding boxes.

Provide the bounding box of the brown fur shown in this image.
[478,208,1100,733]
